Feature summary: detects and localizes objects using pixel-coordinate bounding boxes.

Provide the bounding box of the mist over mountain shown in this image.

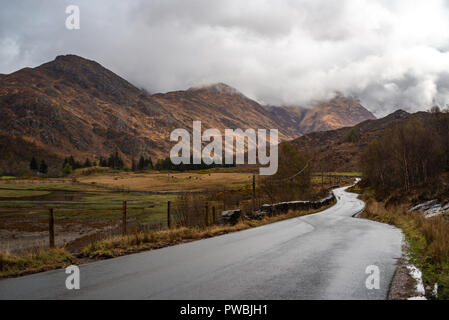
[0,55,375,174]
[2,1,449,116]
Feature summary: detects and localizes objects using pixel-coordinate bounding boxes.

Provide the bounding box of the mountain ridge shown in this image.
[289,109,412,172]
[0,54,376,174]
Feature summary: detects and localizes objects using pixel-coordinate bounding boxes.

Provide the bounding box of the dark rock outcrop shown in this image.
[219,209,242,225]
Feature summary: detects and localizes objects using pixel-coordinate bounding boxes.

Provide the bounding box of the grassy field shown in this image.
[0,177,173,252]
[310,174,358,185]
[0,169,253,225]
[0,189,50,198]
[0,176,16,180]
[0,168,355,277]
[0,169,355,254]
[76,170,254,192]
[0,170,253,252]
[0,180,94,192]
[325,172,361,177]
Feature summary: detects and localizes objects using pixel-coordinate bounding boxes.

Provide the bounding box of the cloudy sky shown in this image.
[2,0,449,116]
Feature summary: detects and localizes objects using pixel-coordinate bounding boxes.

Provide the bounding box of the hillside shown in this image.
[0,54,375,174]
[297,95,376,133]
[290,109,411,172]
[151,83,299,139]
[0,55,175,169]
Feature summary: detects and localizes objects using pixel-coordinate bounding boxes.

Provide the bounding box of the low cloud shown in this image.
[2,0,449,116]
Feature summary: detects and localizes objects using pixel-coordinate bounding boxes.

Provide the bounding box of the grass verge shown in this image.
[360,195,449,299]
[0,248,75,278]
[81,204,334,259]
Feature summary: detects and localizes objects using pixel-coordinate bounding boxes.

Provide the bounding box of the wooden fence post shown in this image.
[48,208,55,248]
[204,202,209,227]
[212,206,216,225]
[252,174,256,212]
[122,200,127,236]
[167,201,171,229]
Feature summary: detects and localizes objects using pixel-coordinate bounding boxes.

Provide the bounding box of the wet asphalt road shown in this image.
[0,185,402,300]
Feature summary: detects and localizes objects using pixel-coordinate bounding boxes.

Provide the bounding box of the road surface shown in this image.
[0,185,402,299]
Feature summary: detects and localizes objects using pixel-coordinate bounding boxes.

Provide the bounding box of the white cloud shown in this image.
[1,0,449,116]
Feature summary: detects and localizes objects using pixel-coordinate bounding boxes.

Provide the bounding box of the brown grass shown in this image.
[360,196,449,299]
[0,202,334,278]
[0,248,74,278]
[77,171,253,192]
[362,199,449,262]
[0,170,339,278]
[82,204,333,259]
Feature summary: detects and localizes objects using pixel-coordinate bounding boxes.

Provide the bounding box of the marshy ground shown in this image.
[0,169,259,253]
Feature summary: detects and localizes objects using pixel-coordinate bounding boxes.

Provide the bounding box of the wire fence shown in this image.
[0,197,247,254]
[0,200,161,253]
[0,173,353,254]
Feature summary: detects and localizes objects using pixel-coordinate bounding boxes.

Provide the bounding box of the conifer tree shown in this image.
[39,160,48,174]
[131,158,137,172]
[84,158,92,167]
[138,156,145,170]
[30,157,38,171]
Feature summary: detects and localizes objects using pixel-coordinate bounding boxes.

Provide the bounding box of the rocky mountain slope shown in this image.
[296,94,376,133]
[290,109,412,172]
[0,54,375,173]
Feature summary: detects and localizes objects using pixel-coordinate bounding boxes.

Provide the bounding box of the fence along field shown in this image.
[0,192,171,253]
[0,170,353,255]
[0,171,252,253]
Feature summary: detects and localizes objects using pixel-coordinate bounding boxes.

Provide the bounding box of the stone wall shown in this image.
[259,192,335,215]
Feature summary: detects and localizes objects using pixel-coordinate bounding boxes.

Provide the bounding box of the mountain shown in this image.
[295,94,376,133]
[0,55,176,174]
[265,95,376,136]
[264,105,307,135]
[289,109,411,172]
[0,54,375,174]
[150,83,299,140]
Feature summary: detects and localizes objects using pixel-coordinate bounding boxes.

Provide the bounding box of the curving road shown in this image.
[0,184,402,300]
